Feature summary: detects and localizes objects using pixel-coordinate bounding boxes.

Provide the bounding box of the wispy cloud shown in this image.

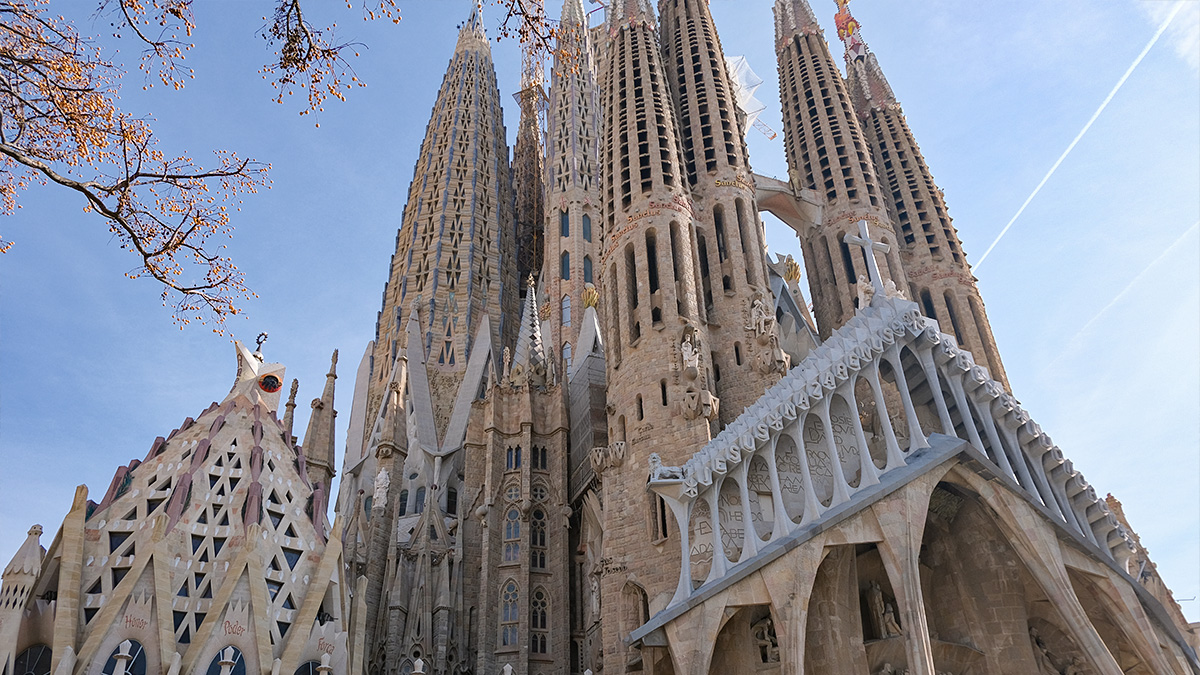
[974,0,1187,270]
[1141,0,1200,70]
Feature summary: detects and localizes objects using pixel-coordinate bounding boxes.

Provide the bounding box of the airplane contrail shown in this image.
[1039,219,1199,377]
[974,0,1186,270]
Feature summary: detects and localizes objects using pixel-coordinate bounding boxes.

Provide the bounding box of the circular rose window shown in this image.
[258,374,282,393]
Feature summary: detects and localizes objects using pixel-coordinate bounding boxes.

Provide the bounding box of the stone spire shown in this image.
[302,349,338,496]
[455,5,489,53]
[608,0,655,28]
[0,525,45,675]
[543,0,602,359]
[282,377,299,441]
[834,0,896,113]
[659,0,783,424]
[836,0,1009,388]
[773,0,906,338]
[368,3,516,438]
[511,275,548,385]
[773,0,821,46]
[3,524,44,578]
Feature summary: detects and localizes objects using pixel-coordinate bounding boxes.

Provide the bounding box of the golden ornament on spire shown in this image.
[581,283,599,309]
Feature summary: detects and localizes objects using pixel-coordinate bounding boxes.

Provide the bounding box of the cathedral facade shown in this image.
[4,1,1198,675]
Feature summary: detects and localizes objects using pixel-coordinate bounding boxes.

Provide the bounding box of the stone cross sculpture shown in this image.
[843,219,891,294]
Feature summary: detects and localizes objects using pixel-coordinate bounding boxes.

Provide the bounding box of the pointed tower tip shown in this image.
[4,524,45,577]
[561,0,585,25]
[609,0,655,30]
[329,349,339,376]
[457,3,490,52]
[774,0,821,47]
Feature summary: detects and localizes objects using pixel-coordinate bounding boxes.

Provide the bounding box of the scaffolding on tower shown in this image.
[512,0,550,290]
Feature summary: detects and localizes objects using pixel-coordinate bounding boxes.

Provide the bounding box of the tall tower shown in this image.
[835,0,1010,388]
[659,0,788,425]
[513,0,548,287]
[596,0,717,666]
[543,0,602,362]
[773,0,906,338]
[367,9,516,437]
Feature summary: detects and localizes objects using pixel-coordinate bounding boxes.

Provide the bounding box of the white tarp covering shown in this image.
[726,54,766,136]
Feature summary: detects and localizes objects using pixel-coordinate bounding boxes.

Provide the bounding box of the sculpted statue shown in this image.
[680,331,700,376]
[647,453,684,481]
[751,616,780,663]
[884,278,906,299]
[1063,657,1084,675]
[867,581,886,638]
[1029,627,1058,675]
[856,278,875,309]
[589,575,601,620]
[372,468,390,506]
[882,602,902,637]
[746,295,773,337]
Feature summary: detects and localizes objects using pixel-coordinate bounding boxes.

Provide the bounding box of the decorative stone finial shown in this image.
[253,332,269,361]
[582,283,599,308]
[783,255,802,284]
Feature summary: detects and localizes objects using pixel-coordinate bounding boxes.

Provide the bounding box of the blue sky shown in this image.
[1,0,1197,621]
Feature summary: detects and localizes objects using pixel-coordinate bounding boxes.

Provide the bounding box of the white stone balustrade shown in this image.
[648,294,1136,609]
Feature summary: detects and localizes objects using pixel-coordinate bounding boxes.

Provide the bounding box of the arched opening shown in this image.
[709,605,781,673]
[804,547,868,673]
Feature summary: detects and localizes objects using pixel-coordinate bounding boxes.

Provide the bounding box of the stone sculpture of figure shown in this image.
[882,602,902,637]
[372,469,390,506]
[884,278,906,299]
[1029,627,1057,675]
[502,346,512,379]
[648,453,684,481]
[875,664,896,675]
[856,278,875,308]
[747,295,773,336]
[867,581,886,637]
[751,616,780,663]
[680,332,700,374]
[589,575,601,620]
[1063,657,1084,675]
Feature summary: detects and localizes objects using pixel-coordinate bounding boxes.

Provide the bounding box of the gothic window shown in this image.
[562,295,572,327]
[204,647,246,675]
[503,509,521,562]
[505,483,521,502]
[506,446,522,470]
[414,487,426,514]
[582,214,592,242]
[531,484,549,502]
[563,342,572,365]
[561,251,570,280]
[530,589,549,653]
[398,490,409,516]
[583,255,593,283]
[501,581,520,647]
[446,487,458,515]
[14,645,51,675]
[531,509,547,569]
[560,209,569,237]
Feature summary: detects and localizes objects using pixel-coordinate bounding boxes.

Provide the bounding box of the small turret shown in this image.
[302,350,339,498]
[0,526,46,675]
